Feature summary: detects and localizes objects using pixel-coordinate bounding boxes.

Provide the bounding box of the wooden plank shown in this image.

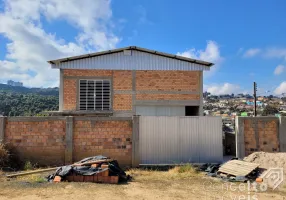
[72,159,114,166]
[230,160,259,167]
[218,160,259,177]
[7,167,58,178]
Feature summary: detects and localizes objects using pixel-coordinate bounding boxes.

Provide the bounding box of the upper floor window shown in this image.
[79,80,111,111]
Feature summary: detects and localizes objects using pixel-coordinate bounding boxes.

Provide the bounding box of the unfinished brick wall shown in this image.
[0,117,134,167]
[136,71,200,92]
[63,79,77,110]
[113,70,132,90]
[5,119,66,166]
[113,70,132,111]
[113,94,132,110]
[136,94,200,101]
[243,118,279,156]
[62,69,201,112]
[64,69,112,77]
[73,120,132,165]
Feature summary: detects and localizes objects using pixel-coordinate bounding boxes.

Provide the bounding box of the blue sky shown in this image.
[0,0,286,95]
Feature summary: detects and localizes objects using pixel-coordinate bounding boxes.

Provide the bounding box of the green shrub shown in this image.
[0,142,9,168]
[24,161,34,170]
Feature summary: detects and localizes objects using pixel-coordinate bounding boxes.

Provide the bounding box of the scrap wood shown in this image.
[217,160,259,177]
[7,158,114,178]
[6,167,58,178]
[72,159,114,166]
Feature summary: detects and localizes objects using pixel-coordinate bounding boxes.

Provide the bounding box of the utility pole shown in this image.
[254,82,257,117]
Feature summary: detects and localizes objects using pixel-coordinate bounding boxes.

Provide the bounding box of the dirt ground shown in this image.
[1,167,286,200]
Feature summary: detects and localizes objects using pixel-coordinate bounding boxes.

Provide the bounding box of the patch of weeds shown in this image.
[177,164,198,174]
[18,174,47,184]
[0,143,9,167]
[32,176,46,183]
[24,161,34,170]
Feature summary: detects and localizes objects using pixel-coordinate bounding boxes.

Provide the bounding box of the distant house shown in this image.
[48,46,213,117]
[246,100,263,106]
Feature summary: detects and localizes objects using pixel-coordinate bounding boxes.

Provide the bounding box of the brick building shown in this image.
[48,46,213,117]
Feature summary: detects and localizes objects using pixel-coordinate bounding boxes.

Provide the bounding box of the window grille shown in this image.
[79,80,111,111]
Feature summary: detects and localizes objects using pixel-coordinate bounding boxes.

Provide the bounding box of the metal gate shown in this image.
[139,116,223,164]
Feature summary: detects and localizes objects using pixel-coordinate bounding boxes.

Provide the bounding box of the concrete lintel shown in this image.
[132,115,140,167]
[65,116,74,164]
[113,111,134,117]
[199,71,203,116]
[237,116,279,121]
[74,116,132,121]
[134,100,200,106]
[236,117,245,159]
[254,118,259,150]
[59,69,64,111]
[114,90,200,95]
[7,116,66,122]
[64,76,112,80]
[0,117,6,142]
[279,117,286,152]
[76,79,79,111]
[132,70,136,115]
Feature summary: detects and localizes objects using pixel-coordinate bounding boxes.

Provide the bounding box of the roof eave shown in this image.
[47,46,214,67]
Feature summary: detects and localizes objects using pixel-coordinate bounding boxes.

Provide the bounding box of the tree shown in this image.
[0,91,58,116]
[262,105,278,116]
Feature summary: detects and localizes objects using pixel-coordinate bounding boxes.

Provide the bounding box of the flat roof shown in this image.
[47,46,214,67]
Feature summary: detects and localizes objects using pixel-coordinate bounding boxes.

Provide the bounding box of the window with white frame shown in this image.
[79,80,111,111]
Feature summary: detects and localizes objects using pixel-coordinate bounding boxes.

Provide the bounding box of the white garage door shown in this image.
[136,106,185,116]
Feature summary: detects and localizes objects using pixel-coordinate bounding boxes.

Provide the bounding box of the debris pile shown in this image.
[199,159,261,182]
[244,152,286,174]
[200,152,286,186]
[47,155,131,184]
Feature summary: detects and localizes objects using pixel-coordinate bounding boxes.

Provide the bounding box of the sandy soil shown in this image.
[0,169,286,200]
[244,152,286,171]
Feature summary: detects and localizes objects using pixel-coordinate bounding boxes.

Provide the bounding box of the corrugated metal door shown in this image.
[139,116,223,164]
[136,106,185,116]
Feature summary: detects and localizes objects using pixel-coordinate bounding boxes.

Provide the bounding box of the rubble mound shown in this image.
[244,152,286,172]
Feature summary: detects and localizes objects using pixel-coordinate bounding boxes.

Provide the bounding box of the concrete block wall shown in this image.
[0,116,138,167]
[236,117,285,159]
[61,69,202,115]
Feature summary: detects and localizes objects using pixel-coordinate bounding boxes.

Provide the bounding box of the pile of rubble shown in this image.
[47,155,131,184]
[199,159,260,182]
[244,152,286,173]
[199,152,286,188]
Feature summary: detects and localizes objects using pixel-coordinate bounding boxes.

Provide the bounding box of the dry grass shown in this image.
[0,165,285,200]
[127,164,201,182]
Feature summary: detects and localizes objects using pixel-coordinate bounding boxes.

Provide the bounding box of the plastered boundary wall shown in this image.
[0,116,139,167]
[236,117,286,159]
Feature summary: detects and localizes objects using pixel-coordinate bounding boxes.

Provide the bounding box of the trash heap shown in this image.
[198,158,261,182]
[47,155,131,184]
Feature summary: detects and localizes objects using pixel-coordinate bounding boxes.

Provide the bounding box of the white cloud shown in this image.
[177,41,223,77]
[0,0,119,87]
[136,5,153,25]
[274,65,285,75]
[265,48,286,60]
[204,83,243,95]
[243,48,261,58]
[274,81,286,95]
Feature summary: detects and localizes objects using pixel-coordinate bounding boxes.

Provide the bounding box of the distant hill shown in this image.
[0,84,59,116]
[0,83,59,96]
